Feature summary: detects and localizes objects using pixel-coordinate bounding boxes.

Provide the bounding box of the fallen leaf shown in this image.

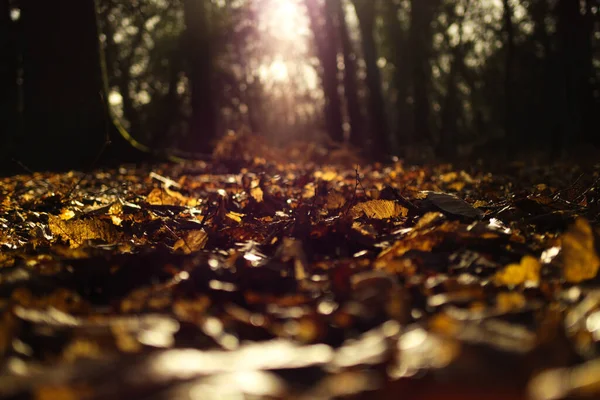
[351,200,407,220]
[48,215,121,248]
[425,192,483,220]
[173,230,208,254]
[561,218,600,283]
[326,191,346,210]
[250,186,264,202]
[494,255,541,286]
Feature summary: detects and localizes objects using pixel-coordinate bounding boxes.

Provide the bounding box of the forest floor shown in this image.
[1,136,599,399]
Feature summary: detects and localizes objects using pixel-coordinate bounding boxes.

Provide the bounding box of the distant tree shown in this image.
[409,0,439,145]
[352,0,390,158]
[183,0,217,153]
[383,0,412,143]
[502,0,516,154]
[438,1,471,158]
[332,0,365,147]
[305,0,345,143]
[0,0,18,165]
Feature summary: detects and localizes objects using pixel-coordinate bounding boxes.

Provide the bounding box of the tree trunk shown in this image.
[305,0,345,143]
[332,0,364,147]
[353,0,390,159]
[580,0,598,147]
[0,0,18,171]
[502,0,516,155]
[183,0,217,153]
[553,0,580,157]
[409,0,437,145]
[19,0,109,171]
[383,0,412,144]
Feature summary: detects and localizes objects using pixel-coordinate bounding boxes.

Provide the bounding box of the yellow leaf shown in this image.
[496,292,526,313]
[562,218,600,283]
[226,211,245,223]
[173,230,208,254]
[250,186,263,202]
[350,200,407,220]
[494,255,541,286]
[48,215,121,248]
[59,208,75,221]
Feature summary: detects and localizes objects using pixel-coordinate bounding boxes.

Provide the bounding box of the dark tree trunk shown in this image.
[305,0,345,143]
[353,0,390,159]
[553,0,581,156]
[383,0,412,144]
[502,0,516,154]
[580,0,598,147]
[183,0,217,153]
[439,46,462,159]
[409,0,438,145]
[19,0,109,171]
[332,0,364,147]
[0,0,18,170]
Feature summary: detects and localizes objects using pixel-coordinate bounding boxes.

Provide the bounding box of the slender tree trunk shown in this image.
[383,0,412,144]
[502,0,516,154]
[184,0,216,153]
[305,0,345,143]
[353,0,390,159]
[19,0,108,170]
[529,0,552,148]
[0,0,18,170]
[409,0,437,145]
[580,0,598,146]
[553,0,580,156]
[332,0,364,147]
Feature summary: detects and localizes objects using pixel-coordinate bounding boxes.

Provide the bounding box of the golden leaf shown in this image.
[561,218,600,283]
[59,208,75,221]
[496,292,526,313]
[173,230,208,254]
[48,215,121,248]
[350,200,408,220]
[250,186,264,202]
[226,211,245,223]
[494,255,541,286]
[146,187,198,207]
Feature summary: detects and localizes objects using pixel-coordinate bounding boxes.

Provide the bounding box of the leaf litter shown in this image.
[0,136,600,399]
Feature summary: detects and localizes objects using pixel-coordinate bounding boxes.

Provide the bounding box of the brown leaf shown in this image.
[351,200,408,220]
[48,215,121,248]
[561,218,600,283]
[326,191,346,210]
[173,229,208,254]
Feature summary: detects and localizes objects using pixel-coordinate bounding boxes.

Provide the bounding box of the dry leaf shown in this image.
[494,255,541,286]
[48,215,121,248]
[250,186,264,202]
[351,200,408,220]
[173,230,208,254]
[146,187,198,207]
[226,211,245,223]
[561,218,600,283]
[326,191,346,210]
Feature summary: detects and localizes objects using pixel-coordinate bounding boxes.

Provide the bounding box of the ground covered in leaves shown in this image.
[1,140,600,400]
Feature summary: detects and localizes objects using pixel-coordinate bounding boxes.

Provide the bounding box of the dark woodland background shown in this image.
[0,0,598,173]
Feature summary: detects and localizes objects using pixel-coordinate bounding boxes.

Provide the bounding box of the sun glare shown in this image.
[256,0,314,88]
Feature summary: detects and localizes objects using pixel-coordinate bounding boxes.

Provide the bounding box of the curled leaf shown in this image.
[561,218,600,283]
